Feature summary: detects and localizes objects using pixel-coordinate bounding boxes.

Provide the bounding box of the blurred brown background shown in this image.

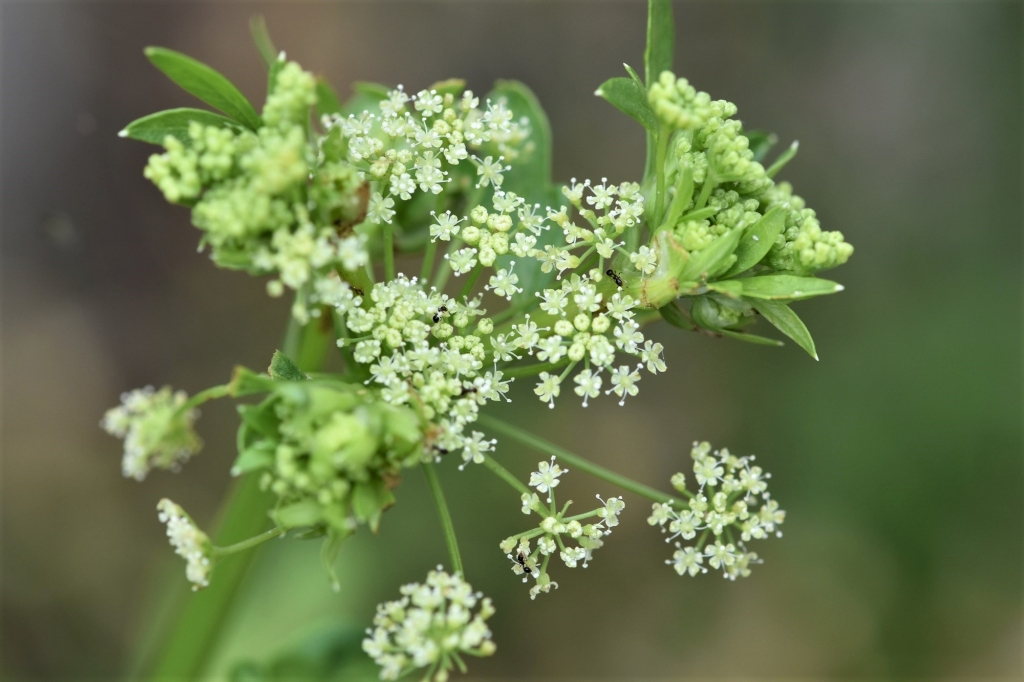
[2,1,1021,679]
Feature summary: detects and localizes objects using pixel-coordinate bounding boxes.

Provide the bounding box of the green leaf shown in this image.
[339,82,389,118]
[745,130,777,163]
[269,350,307,381]
[660,165,693,230]
[679,226,744,283]
[249,15,277,68]
[595,77,658,132]
[749,298,818,359]
[659,300,695,330]
[489,80,560,304]
[266,52,285,98]
[272,500,324,529]
[623,63,643,86]
[677,206,718,223]
[119,108,243,146]
[737,274,844,300]
[314,79,343,118]
[766,140,799,178]
[706,280,744,299]
[721,329,784,347]
[145,47,261,130]
[320,527,353,592]
[722,206,786,277]
[237,401,280,439]
[231,442,275,476]
[351,480,394,533]
[644,0,674,86]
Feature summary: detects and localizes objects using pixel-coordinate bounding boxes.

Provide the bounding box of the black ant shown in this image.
[458,385,478,397]
[432,305,448,323]
[351,286,364,297]
[433,445,449,456]
[515,550,533,575]
[606,269,624,288]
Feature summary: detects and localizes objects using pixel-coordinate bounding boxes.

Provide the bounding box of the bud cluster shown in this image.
[101,386,201,481]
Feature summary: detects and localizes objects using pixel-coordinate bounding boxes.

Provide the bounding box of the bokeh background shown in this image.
[2,1,1021,679]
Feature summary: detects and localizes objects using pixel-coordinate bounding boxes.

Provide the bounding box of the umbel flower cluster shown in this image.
[105,4,851,680]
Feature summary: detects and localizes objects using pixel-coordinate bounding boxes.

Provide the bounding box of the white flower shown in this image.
[367,191,396,224]
[459,431,496,467]
[156,499,212,590]
[648,502,673,527]
[670,545,705,576]
[596,495,625,528]
[473,155,508,188]
[429,210,463,242]
[640,340,667,373]
[529,457,565,495]
[363,568,495,682]
[572,369,602,407]
[704,540,737,570]
[485,263,521,300]
[533,372,561,409]
[559,546,587,568]
[606,364,642,405]
[414,89,444,116]
[447,247,478,276]
[629,245,657,275]
[102,386,202,481]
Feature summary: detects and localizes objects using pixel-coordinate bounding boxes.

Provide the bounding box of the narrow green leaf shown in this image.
[595,77,658,132]
[269,350,307,381]
[237,401,279,439]
[766,140,799,178]
[706,280,743,299]
[659,300,695,330]
[679,226,744,283]
[737,274,844,301]
[145,47,261,130]
[339,82,389,118]
[721,329,784,347]
[623,63,643,86]
[315,78,343,118]
[745,130,777,163]
[119,108,242,146]
[723,206,786,277]
[645,0,674,86]
[677,206,719,223]
[266,52,285,98]
[660,165,693,230]
[749,298,818,359]
[249,15,277,68]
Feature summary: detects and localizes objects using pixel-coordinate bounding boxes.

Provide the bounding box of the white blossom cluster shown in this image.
[156,498,213,590]
[101,386,202,481]
[648,441,785,580]
[258,225,368,307]
[332,274,509,464]
[327,85,530,227]
[362,567,495,682]
[499,459,624,599]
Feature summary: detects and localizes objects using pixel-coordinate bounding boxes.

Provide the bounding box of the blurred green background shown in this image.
[2,1,1020,679]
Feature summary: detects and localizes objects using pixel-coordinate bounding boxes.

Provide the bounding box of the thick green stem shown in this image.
[481,454,531,496]
[422,462,464,576]
[139,308,329,681]
[476,414,683,507]
[652,126,670,224]
[383,223,396,281]
[458,263,484,299]
[420,240,438,282]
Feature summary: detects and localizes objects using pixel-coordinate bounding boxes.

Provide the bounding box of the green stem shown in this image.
[420,240,438,283]
[458,263,484,299]
[211,527,284,557]
[140,307,328,681]
[481,454,530,496]
[383,223,395,281]
[653,125,670,224]
[422,462,464,576]
[694,171,716,212]
[476,414,683,507]
[499,359,569,379]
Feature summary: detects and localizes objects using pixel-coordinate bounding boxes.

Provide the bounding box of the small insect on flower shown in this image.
[515,549,533,575]
[432,305,448,323]
[605,268,624,288]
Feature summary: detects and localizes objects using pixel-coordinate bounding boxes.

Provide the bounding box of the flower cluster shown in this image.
[156,498,213,590]
[762,181,854,274]
[500,459,624,599]
[329,84,530,227]
[648,442,784,580]
[362,568,495,682]
[336,275,508,464]
[234,376,425,533]
[142,61,369,304]
[101,386,201,481]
